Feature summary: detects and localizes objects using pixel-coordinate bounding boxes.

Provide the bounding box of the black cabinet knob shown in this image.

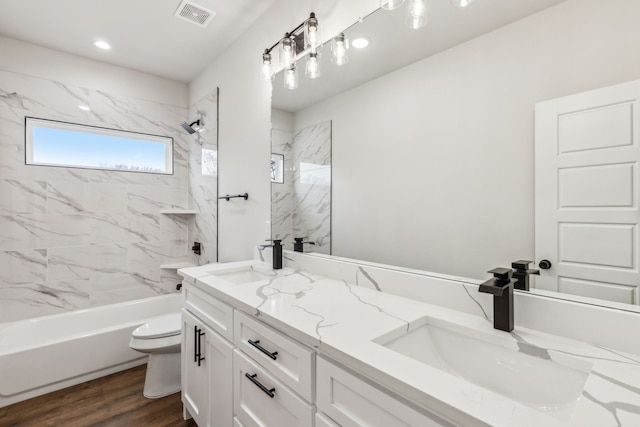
[538,260,552,270]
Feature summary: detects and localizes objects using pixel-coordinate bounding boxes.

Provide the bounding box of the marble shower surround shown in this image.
[271,120,331,253]
[0,69,192,323]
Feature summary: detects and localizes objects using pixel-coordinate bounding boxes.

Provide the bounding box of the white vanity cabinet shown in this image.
[182,285,235,427]
[180,274,452,427]
[316,356,450,427]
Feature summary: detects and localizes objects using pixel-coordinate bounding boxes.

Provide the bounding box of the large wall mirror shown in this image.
[271,0,640,312]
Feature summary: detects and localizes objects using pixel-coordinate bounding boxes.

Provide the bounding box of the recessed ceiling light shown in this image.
[78,105,91,111]
[351,37,370,49]
[93,40,111,50]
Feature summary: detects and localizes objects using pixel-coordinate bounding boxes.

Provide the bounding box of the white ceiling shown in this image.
[0,0,278,83]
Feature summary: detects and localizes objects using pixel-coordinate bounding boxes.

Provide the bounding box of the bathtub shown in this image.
[0,294,182,408]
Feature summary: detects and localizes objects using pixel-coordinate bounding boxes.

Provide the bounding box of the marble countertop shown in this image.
[179,260,640,427]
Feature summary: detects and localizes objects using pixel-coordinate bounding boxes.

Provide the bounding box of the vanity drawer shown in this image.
[316,412,341,427]
[184,284,234,341]
[317,356,449,427]
[234,311,315,402]
[233,350,313,427]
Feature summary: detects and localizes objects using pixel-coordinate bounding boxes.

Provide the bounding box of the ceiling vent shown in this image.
[174,0,215,28]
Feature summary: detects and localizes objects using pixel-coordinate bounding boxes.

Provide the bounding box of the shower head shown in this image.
[180,119,201,134]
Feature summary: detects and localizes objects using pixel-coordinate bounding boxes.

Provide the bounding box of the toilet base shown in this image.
[143,352,181,398]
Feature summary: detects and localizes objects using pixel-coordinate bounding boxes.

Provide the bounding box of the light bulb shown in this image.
[331,34,348,66]
[406,0,428,29]
[305,13,321,50]
[279,35,297,68]
[260,50,274,81]
[380,0,405,10]
[284,64,298,90]
[305,52,321,79]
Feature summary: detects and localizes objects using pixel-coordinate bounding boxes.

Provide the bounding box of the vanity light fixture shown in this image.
[331,33,349,65]
[284,64,299,90]
[451,0,477,7]
[406,0,429,29]
[305,52,321,79]
[380,0,405,10]
[382,0,479,30]
[93,40,111,50]
[261,12,321,86]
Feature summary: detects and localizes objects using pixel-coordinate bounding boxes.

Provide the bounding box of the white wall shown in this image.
[190,0,379,262]
[292,0,640,279]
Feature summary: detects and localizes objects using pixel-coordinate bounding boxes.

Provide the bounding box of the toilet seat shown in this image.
[132,313,181,339]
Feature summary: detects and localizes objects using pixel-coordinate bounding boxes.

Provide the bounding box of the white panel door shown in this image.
[535,80,640,305]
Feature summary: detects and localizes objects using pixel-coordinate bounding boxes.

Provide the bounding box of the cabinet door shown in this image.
[182,309,209,427]
[207,324,234,427]
[317,356,450,427]
[233,350,313,427]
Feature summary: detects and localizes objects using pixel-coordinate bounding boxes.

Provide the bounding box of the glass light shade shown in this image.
[450,0,476,7]
[304,13,321,50]
[283,64,298,90]
[406,0,428,29]
[380,0,405,10]
[279,35,297,68]
[260,51,274,81]
[331,34,349,66]
[305,52,321,79]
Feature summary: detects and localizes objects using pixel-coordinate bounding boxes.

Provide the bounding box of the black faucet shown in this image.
[260,239,283,269]
[511,260,540,291]
[478,268,514,332]
[293,237,316,253]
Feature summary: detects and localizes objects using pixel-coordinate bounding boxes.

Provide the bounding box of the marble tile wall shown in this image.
[188,89,218,265]
[271,120,331,254]
[271,128,294,249]
[0,69,193,323]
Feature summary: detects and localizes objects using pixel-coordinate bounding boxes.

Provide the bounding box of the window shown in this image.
[25,117,173,174]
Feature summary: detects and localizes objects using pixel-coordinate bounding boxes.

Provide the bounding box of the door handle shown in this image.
[194,326,205,366]
[538,259,552,270]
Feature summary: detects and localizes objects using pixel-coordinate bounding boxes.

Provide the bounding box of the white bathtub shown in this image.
[0,294,183,408]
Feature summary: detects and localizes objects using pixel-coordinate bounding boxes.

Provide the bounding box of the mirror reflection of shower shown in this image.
[271,119,332,254]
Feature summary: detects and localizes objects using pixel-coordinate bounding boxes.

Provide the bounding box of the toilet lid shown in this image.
[132,313,181,339]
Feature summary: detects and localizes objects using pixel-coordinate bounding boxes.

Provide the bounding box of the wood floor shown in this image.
[0,365,197,427]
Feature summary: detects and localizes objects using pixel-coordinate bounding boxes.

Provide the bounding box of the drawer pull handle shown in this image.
[194,326,205,366]
[248,339,278,360]
[245,373,275,398]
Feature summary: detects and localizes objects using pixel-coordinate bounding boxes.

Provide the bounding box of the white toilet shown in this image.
[129,312,182,398]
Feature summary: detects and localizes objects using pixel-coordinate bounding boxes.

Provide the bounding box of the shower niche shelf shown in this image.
[160,209,197,215]
[160,262,196,270]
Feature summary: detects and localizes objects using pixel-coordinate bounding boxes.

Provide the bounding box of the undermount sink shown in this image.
[375,316,591,420]
[210,265,276,285]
